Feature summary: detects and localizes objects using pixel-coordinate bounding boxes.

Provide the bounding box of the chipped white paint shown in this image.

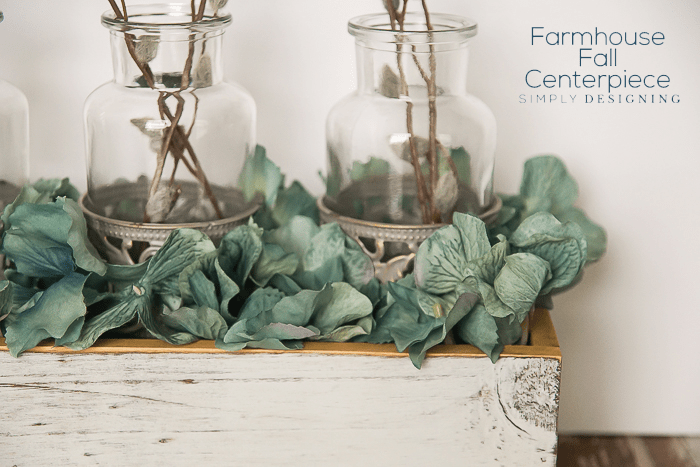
[0,351,559,466]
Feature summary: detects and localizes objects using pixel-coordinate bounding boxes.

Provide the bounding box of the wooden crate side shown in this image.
[0,348,559,466]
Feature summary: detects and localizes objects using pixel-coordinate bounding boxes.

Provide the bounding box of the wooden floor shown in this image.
[557,436,700,467]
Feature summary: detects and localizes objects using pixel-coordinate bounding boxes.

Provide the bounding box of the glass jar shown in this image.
[0,11,30,208]
[84,4,257,225]
[325,13,497,226]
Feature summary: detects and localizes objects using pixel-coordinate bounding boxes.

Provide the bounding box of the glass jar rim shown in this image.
[102,3,231,33]
[348,12,477,43]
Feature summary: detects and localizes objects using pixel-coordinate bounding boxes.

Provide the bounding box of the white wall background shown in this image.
[1,0,698,435]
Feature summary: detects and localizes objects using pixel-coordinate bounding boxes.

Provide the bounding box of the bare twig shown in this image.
[421,0,438,201]
[149,93,184,201]
[187,93,200,138]
[411,53,430,83]
[160,99,224,219]
[109,0,223,222]
[386,1,398,29]
[420,0,440,222]
[400,0,409,22]
[181,40,196,90]
[121,0,128,20]
[385,0,433,223]
[107,0,124,19]
[195,0,207,21]
[406,105,432,222]
[181,2,200,90]
[421,0,433,29]
[124,35,156,88]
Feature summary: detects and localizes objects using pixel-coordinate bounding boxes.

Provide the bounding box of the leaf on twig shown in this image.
[379,64,400,98]
[130,117,166,154]
[393,136,448,165]
[193,54,212,88]
[434,171,458,216]
[382,0,401,13]
[208,0,229,12]
[145,182,180,223]
[134,35,159,64]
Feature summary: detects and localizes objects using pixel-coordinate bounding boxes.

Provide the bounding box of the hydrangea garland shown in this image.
[0,152,605,368]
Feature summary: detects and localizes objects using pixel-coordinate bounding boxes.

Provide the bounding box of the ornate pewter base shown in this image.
[318,195,502,283]
[80,182,259,265]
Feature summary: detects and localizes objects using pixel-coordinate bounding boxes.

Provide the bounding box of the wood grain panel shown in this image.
[1,352,560,466]
[1,310,561,466]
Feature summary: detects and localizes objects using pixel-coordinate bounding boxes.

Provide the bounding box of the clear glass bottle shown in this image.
[325,13,497,225]
[84,4,257,224]
[0,11,30,208]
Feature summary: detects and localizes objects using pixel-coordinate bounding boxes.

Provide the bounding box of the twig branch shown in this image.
[149,93,184,201]
[420,0,440,222]
[121,0,128,21]
[187,93,200,138]
[385,0,434,223]
[160,99,224,219]
[108,0,223,222]
[411,52,430,84]
[125,35,156,89]
[400,0,409,22]
[195,0,207,21]
[107,0,123,19]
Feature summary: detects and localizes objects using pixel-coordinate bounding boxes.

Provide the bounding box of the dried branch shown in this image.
[400,0,409,22]
[108,0,224,222]
[386,0,398,29]
[149,93,184,202]
[107,0,123,19]
[125,36,156,89]
[121,0,129,20]
[385,0,434,223]
[160,99,224,219]
[195,0,207,21]
[421,0,439,222]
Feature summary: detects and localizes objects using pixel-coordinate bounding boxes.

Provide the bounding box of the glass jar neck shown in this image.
[110,30,225,89]
[355,42,470,97]
[349,13,476,98]
[102,4,231,89]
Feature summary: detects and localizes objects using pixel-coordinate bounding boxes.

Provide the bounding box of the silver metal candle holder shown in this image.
[80,182,258,265]
[318,177,501,283]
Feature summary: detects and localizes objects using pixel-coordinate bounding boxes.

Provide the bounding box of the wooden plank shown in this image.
[0,310,560,465]
[1,350,560,466]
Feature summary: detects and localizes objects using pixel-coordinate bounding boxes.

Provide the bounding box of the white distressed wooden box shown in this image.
[0,309,561,467]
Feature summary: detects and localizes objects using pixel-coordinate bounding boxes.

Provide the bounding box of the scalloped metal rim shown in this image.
[317,195,502,243]
[79,192,258,244]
